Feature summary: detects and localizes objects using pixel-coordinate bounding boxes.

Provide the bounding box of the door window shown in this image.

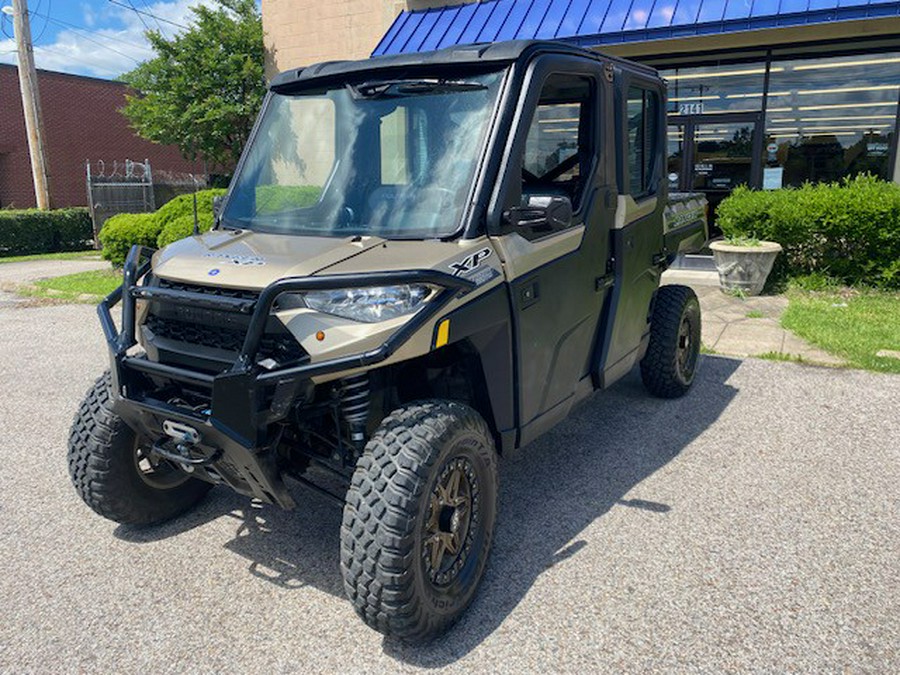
[627,87,661,198]
[521,75,593,211]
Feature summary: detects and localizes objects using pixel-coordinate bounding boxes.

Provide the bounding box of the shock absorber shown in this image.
[339,373,370,449]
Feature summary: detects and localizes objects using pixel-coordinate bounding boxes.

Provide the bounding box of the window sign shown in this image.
[763,167,784,190]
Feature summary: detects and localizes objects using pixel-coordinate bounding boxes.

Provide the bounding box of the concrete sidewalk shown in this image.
[661,267,845,366]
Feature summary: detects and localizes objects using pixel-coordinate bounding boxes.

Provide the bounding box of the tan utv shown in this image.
[69,40,708,642]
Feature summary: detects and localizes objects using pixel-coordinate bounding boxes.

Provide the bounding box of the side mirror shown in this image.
[503,194,573,233]
[212,195,224,218]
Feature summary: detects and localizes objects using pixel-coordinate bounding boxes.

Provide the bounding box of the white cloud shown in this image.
[0,0,218,79]
[82,2,96,28]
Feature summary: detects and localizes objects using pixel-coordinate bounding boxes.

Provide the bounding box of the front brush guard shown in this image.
[98,245,474,508]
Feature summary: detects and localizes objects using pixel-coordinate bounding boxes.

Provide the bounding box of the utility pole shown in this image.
[6,0,51,208]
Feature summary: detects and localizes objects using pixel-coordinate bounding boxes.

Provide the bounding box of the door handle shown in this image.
[520,280,539,308]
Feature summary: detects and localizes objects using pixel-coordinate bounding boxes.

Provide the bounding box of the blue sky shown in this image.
[0,0,220,79]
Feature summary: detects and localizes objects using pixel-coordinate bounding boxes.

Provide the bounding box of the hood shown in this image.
[152,229,386,289]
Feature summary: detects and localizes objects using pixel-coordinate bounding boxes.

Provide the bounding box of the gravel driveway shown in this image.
[0,303,898,673]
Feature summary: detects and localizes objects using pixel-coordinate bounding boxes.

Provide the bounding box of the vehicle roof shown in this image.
[269,39,658,92]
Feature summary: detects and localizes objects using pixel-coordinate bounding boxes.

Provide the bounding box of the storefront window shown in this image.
[660,62,767,115]
[764,52,900,188]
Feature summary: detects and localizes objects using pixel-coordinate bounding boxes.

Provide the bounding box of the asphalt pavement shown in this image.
[0,302,898,673]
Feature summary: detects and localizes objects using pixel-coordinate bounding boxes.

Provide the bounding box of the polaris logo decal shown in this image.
[203,252,266,266]
[449,247,492,277]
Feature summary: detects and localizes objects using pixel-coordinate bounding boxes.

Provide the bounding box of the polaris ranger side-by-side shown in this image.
[69,40,707,641]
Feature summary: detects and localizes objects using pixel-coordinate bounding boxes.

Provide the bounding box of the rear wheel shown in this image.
[68,371,212,526]
[340,400,498,642]
[640,285,701,398]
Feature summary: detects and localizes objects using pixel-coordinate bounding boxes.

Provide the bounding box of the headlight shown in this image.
[278,284,436,323]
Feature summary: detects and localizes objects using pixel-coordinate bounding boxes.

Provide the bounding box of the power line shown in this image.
[107,0,187,30]
[123,0,152,34]
[31,0,51,44]
[28,14,141,64]
[30,10,147,50]
[138,0,168,37]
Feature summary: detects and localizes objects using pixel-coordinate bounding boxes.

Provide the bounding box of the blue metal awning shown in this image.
[373,0,900,56]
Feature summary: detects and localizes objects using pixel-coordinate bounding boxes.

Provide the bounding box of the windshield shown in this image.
[222,71,505,238]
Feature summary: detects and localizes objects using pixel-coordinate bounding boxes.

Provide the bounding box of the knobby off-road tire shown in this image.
[340,400,498,643]
[68,371,212,526]
[640,284,702,398]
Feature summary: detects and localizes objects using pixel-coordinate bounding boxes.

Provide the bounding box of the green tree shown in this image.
[120,0,265,170]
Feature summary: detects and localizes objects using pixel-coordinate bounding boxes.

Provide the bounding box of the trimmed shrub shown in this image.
[97,188,227,265]
[157,213,215,248]
[0,208,93,257]
[153,188,226,231]
[153,186,321,248]
[717,174,900,288]
[98,213,161,266]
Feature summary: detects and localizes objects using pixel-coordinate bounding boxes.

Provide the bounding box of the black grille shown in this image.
[144,314,306,364]
[157,278,260,302]
[143,279,306,366]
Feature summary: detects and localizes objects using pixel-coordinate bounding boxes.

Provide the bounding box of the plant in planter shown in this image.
[709,235,783,296]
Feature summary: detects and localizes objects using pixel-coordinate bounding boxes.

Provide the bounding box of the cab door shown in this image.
[488,56,615,446]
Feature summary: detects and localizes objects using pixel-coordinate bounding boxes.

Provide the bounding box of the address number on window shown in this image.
[678,102,704,115]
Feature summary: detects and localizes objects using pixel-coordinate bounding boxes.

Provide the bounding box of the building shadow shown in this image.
[116,354,741,663]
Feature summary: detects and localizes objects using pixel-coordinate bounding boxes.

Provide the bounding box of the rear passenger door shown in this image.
[596,73,668,386]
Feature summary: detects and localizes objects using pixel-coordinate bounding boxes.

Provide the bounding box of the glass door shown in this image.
[667,112,763,227]
[691,119,758,193]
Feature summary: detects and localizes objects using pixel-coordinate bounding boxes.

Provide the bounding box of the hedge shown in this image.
[157,212,215,248]
[0,208,93,257]
[717,174,900,288]
[97,189,226,266]
[98,213,161,267]
[153,189,226,232]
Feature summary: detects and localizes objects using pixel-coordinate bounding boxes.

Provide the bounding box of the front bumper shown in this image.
[100,245,473,508]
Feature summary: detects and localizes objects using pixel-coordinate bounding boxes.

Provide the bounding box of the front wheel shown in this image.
[68,372,212,526]
[640,284,702,398]
[340,400,498,642]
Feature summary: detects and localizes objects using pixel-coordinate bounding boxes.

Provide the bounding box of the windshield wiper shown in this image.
[349,79,487,99]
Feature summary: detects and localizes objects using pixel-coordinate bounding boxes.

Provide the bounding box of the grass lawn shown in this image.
[22,269,121,303]
[0,250,101,264]
[782,288,900,374]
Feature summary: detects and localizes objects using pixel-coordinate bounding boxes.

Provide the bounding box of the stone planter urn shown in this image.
[709,240,783,296]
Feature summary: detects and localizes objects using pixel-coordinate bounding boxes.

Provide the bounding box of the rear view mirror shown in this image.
[212,195,224,218]
[503,194,573,233]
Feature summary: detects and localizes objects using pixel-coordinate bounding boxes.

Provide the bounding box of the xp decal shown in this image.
[449,247,492,277]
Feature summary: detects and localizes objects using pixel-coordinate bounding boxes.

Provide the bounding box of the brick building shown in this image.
[0,64,200,209]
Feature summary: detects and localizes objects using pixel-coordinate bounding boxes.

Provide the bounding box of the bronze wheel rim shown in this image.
[134,439,191,490]
[677,313,697,379]
[423,456,480,587]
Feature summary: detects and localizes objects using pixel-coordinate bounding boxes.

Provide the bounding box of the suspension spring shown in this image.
[339,373,370,448]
